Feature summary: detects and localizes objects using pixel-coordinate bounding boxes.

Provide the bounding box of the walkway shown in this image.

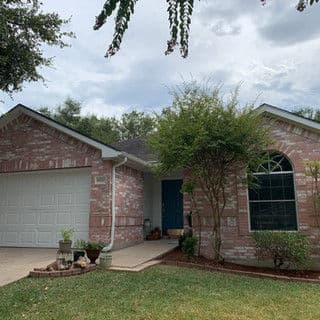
[110,239,178,271]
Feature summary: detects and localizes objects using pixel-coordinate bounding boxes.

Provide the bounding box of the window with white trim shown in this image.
[249,152,298,231]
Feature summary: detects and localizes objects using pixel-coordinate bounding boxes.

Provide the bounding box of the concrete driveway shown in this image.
[0,247,56,286]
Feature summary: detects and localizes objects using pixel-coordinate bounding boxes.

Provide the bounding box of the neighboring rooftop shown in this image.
[111,138,156,163]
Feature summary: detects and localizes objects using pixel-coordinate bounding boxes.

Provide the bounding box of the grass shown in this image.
[1,265,320,320]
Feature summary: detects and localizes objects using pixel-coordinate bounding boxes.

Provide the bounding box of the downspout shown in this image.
[103,156,127,252]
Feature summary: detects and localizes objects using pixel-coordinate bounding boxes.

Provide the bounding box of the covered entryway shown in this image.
[161,179,183,234]
[0,168,91,248]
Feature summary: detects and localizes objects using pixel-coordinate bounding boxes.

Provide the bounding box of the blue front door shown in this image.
[162,179,183,233]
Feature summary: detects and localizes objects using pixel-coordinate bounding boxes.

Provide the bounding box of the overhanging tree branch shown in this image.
[94,0,319,58]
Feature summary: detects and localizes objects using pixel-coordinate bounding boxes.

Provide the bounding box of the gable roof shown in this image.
[2,103,319,170]
[0,104,150,170]
[257,103,320,133]
[113,104,320,164]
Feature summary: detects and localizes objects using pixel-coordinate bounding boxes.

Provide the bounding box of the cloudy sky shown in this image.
[1,0,320,117]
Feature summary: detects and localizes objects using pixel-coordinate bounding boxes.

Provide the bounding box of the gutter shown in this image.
[103,156,128,252]
[121,152,151,168]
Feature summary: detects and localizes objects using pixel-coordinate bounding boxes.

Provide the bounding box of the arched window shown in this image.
[248,152,298,231]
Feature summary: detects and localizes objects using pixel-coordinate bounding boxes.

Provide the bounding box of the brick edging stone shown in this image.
[161,260,320,284]
[29,264,97,278]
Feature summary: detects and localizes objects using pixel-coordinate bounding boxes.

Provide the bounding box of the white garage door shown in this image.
[0,168,91,247]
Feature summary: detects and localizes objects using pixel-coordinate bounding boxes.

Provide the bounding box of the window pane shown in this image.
[249,152,297,231]
[249,173,295,201]
[279,156,293,172]
[250,201,297,231]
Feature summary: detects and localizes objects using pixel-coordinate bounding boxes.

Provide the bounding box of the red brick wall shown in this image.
[0,114,144,248]
[184,117,320,262]
[113,165,144,248]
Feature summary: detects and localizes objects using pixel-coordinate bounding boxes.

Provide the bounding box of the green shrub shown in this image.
[252,231,311,270]
[182,236,198,258]
[84,241,105,250]
[178,234,186,248]
[73,239,86,250]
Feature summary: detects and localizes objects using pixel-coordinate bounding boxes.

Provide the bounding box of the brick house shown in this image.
[0,103,319,263]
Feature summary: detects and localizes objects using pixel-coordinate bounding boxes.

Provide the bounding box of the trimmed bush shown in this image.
[252,231,311,270]
[182,236,198,258]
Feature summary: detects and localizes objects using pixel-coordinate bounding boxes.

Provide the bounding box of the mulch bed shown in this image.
[161,248,320,283]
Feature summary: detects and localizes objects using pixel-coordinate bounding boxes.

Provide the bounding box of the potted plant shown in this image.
[72,239,86,262]
[59,228,74,253]
[84,241,105,264]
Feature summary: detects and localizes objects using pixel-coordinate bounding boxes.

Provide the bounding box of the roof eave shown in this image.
[1,104,121,159]
[257,103,320,133]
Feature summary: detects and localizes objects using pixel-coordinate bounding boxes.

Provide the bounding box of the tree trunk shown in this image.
[212,220,222,261]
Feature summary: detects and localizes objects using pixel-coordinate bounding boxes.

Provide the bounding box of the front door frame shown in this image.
[161,179,184,234]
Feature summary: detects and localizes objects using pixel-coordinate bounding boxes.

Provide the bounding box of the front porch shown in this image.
[110,240,178,271]
[143,173,184,237]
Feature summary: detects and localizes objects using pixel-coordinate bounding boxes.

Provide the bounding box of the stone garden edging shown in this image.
[161,260,320,284]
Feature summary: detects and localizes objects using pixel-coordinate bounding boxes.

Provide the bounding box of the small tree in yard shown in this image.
[149,82,271,261]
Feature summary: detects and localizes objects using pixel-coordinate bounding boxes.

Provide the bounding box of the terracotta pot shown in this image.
[59,240,72,253]
[85,249,101,264]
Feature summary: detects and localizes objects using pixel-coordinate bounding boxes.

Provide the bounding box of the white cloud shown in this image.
[1,0,320,115]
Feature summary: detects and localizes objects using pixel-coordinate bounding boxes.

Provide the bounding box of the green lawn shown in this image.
[1,265,319,320]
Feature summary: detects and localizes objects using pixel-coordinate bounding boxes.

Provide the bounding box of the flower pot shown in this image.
[85,248,101,264]
[59,240,72,253]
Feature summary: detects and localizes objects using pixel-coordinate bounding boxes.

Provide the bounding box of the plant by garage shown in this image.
[59,228,74,253]
[72,239,86,262]
[83,241,105,264]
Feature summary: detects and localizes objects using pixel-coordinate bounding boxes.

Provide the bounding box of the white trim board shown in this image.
[257,104,320,133]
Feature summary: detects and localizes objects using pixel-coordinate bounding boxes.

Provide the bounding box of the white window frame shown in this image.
[248,153,299,232]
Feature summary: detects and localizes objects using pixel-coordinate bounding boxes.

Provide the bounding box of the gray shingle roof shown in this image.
[110,138,157,162]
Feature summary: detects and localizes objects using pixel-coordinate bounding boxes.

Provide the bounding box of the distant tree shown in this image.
[39,98,155,143]
[149,82,271,261]
[293,107,320,123]
[77,115,120,144]
[38,106,52,117]
[94,0,318,58]
[54,98,81,128]
[0,0,73,94]
[118,110,155,140]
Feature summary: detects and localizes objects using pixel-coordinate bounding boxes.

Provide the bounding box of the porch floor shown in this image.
[110,239,178,271]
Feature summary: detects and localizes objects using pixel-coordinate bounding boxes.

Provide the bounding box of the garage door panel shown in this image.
[74,192,91,204]
[0,210,4,224]
[37,231,53,246]
[56,193,72,206]
[19,231,35,245]
[57,213,71,225]
[6,213,20,225]
[75,213,89,226]
[3,231,19,244]
[22,211,37,225]
[0,168,90,248]
[38,212,56,225]
[7,194,21,207]
[22,194,39,207]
